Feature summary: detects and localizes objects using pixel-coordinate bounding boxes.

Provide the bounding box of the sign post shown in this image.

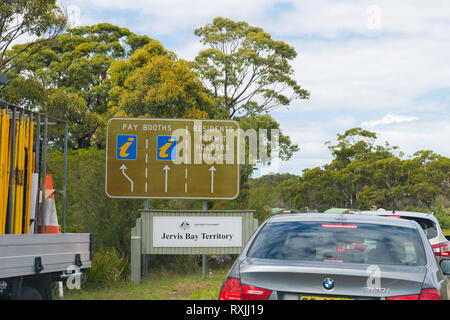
[202,200,207,279]
[130,210,258,284]
[105,117,252,284]
[143,199,149,281]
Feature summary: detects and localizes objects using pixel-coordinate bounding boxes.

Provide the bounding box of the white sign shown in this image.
[153,216,242,247]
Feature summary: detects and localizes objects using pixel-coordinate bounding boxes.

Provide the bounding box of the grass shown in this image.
[60,268,229,300]
[442,229,450,236]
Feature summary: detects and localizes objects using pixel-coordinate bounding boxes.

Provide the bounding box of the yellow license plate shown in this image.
[300,295,354,300]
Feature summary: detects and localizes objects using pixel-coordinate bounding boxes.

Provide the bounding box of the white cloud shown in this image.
[68,0,276,35]
[361,113,419,128]
[264,0,450,40]
[289,35,450,113]
[376,119,450,158]
[171,38,206,61]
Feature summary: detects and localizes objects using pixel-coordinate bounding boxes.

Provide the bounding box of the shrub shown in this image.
[85,247,130,288]
[436,215,450,230]
[431,200,450,229]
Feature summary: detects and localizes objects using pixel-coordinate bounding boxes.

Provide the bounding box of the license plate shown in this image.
[299,295,354,300]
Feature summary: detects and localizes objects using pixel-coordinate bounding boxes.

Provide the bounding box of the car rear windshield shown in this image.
[394,216,438,239]
[247,221,426,266]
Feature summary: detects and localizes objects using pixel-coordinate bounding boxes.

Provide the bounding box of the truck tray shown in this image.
[0,233,92,279]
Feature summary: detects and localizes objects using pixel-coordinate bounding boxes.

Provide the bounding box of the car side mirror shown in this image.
[440,260,450,276]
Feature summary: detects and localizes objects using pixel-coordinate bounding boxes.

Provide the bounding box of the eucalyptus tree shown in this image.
[194,17,309,119]
[107,40,214,119]
[0,0,66,75]
[3,23,151,148]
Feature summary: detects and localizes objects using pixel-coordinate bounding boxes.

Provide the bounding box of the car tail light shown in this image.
[419,288,441,300]
[219,277,272,300]
[386,215,402,218]
[242,284,272,300]
[386,294,419,300]
[432,242,450,257]
[219,277,243,300]
[322,224,358,229]
[386,288,441,300]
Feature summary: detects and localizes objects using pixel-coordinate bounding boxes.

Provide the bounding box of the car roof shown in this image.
[323,208,360,214]
[358,210,437,220]
[268,212,419,229]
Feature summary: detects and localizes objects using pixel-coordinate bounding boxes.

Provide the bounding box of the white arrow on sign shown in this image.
[209,166,216,193]
[120,164,134,192]
[163,165,170,192]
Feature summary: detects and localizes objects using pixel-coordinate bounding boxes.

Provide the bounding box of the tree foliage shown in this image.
[239,114,299,163]
[255,128,450,213]
[0,0,66,75]
[108,40,214,119]
[2,23,151,148]
[194,17,309,118]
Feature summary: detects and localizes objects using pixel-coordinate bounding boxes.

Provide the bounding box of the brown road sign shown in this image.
[105,118,240,199]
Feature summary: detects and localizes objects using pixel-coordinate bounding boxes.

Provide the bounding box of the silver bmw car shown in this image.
[219,213,450,300]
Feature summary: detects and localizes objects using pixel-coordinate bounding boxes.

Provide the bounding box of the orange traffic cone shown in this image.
[38,174,60,233]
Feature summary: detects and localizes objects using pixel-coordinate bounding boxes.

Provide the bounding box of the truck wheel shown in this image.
[18,286,43,300]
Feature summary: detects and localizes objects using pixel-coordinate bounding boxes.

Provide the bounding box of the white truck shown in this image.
[0,100,92,300]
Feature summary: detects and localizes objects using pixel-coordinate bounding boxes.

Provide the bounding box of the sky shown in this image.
[58,0,450,176]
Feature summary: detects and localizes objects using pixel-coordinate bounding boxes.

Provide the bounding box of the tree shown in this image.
[2,23,151,149]
[269,128,450,213]
[0,0,66,75]
[326,127,401,170]
[108,40,214,118]
[194,17,309,118]
[239,114,299,162]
